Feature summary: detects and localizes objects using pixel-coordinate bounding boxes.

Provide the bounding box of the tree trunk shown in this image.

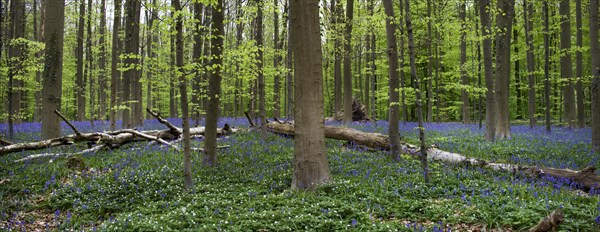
[110,0,122,131]
[524,0,536,128]
[544,1,552,133]
[76,0,85,121]
[342,0,354,124]
[333,0,342,117]
[169,12,177,119]
[591,0,600,152]
[560,0,576,129]
[203,0,224,166]
[172,0,192,189]
[256,0,266,133]
[426,0,433,122]
[131,0,142,127]
[285,0,293,119]
[459,1,469,124]
[273,0,280,119]
[494,0,514,140]
[99,0,107,120]
[41,0,65,139]
[405,0,429,183]
[8,0,25,136]
[382,0,400,160]
[575,0,585,129]
[34,0,42,122]
[86,0,93,123]
[146,0,158,120]
[399,0,407,124]
[370,25,377,121]
[480,0,495,141]
[290,0,331,190]
[122,0,141,128]
[513,18,521,119]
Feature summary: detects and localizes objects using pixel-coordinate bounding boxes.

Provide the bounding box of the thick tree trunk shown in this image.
[591,0,600,152]
[290,0,331,190]
[382,0,400,159]
[524,0,536,128]
[480,0,495,141]
[494,0,514,140]
[8,0,25,136]
[203,0,224,166]
[76,0,85,121]
[575,0,585,129]
[544,1,552,133]
[41,0,65,139]
[560,0,576,129]
[459,1,469,124]
[110,0,122,131]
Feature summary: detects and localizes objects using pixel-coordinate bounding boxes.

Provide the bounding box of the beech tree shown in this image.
[591,0,599,151]
[290,0,331,190]
[524,0,536,128]
[494,0,514,140]
[110,0,122,131]
[41,0,65,139]
[382,0,400,159]
[342,0,354,124]
[560,0,575,129]
[480,0,495,141]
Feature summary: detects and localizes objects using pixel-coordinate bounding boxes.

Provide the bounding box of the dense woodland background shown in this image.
[0,0,599,144]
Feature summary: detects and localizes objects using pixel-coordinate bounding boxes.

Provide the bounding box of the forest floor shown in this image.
[0,118,599,231]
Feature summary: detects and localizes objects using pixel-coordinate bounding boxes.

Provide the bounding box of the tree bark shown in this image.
[405,0,429,183]
[273,0,280,119]
[8,0,25,136]
[85,0,93,123]
[285,0,293,119]
[560,0,576,129]
[76,0,85,121]
[426,0,433,122]
[459,1,469,124]
[480,0,495,141]
[203,0,224,166]
[524,0,536,128]
[256,0,266,133]
[544,1,552,133]
[99,0,107,120]
[514,18,522,119]
[342,0,354,124]
[591,0,600,152]
[494,0,514,140]
[41,0,65,139]
[333,0,342,117]
[290,0,331,190]
[575,0,585,129]
[528,209,564,232]
[382,0,400,159]
[110,0,122,131]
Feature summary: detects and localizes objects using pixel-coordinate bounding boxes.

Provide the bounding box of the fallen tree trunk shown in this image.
[266,121,600,191]
[528,209,564,232]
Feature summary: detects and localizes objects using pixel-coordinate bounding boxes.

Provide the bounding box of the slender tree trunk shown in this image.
[370,2,377,121]
[146,0,157,120]
[405,0,429,183]
[169,19,177,119]
[122,0,141,128]
[426,0,433,122]
[273,0,280,119]
[234,0,243,119]
[476,0,483,129]
[110,0,122,130]
[285,0,293,119]
[399,0,407,123]
[131,0,142,127]
[544,1,552,133]
[203,0,224,166]
[560,0,576,129]
[459,1,469,124]
[8,0,25,136]
[41,0,65,139]
[493,0,514,140]
[591,0,600,151]
[290,0,331,190]
[524,0,536,128]
[172,0,192,188]
[382,0,400,160]
[342,0,354,123]
[575,0,585,128]
[34,0,42,122]
[256,0,266,132]
[99,0,107,121]
[86,0,93,124]
[513,18,521,119]
[191,2,203,123]
[333,0,342,117]
[76,0,85,121]
[480,0,495,141]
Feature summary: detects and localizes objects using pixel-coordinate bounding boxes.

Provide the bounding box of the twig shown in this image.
[54,110,82,137]
[245,111,256,127]
[146,108,182,135]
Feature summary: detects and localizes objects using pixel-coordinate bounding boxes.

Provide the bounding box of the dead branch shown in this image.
[529,209,564,232]
[14,144,107,163]
[0,137,12,146]
[54,110,82,137]
[146,108,182,135]
[120,129,181,151]
[245,111,256,128]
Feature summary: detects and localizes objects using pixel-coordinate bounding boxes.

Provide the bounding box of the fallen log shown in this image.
[1,137,13,146]
[528,209,564,232]
[326,99,371,122]
[266,121,600,191]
